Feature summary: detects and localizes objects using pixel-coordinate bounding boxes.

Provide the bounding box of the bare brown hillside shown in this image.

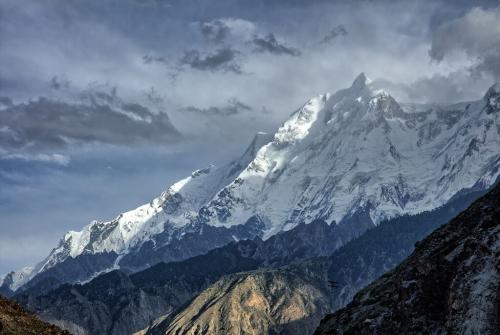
[0,295,70,335]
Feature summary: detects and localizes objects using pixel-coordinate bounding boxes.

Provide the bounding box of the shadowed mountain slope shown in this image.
[315,183,500,335]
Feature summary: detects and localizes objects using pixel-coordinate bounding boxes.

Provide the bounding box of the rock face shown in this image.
[0,295,69,335]
[146,264,331,335]
[5,74,499,293]
[315,183,500,335]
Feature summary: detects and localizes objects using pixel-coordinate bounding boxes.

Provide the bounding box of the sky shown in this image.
[1,0,500,274]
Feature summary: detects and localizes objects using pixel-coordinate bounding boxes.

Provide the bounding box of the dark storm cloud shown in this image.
[180,48,242,73]
[183,98,252,116]
[252,33,301,56]
[0,94,181,151]
[429,6,500,79]
[319,25,348,44]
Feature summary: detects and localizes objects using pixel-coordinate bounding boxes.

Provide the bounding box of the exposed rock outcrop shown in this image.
[147,263,331,335]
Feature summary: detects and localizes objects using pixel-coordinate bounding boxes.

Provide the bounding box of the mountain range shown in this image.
[11,163,496,334]
[3,73,500,295]
[2,73,499,335]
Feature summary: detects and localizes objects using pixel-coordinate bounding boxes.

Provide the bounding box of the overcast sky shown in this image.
[1,0,500,274]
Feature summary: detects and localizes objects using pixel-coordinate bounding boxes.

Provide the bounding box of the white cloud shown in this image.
[4,153,71,166]
[429,6,500,79]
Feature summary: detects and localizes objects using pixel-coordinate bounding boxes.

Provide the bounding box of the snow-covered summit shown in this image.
[5,74,500,291]
[194,75,499,237]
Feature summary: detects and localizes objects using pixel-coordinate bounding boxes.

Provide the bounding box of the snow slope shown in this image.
[197,73,500,237]
[4,74,500,291]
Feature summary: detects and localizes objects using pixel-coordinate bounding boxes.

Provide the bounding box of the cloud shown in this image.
[372,70,492,103]
[470,46,500,79]
[429,6,500,79]
[200,20,231,44]
[142,54,169,65]
[183,98,252,116]
[198,18,257,44]
[0,90,181,151]
[3,153,70,166]
[49,76,71,91]
[319,25,348,44]
[180,48,242,73]
[406,72,485,102]
[252,33,301,56]
[0,96,13,107]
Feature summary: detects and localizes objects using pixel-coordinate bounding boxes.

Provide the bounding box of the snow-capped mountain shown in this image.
[43,131,272,269]
[4,74,500,292]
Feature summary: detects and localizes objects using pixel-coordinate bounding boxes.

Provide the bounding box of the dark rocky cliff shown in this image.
[315,183,500,335]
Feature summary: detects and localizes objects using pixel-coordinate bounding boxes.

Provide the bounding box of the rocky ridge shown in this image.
[148,264,331,335]
[315,183,500,335]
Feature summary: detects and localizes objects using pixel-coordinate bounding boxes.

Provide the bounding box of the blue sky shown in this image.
[1,0,499,274]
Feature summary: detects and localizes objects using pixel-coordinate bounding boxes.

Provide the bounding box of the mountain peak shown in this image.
[350,72,369,91]
[488,82,500,93]
[484,82,500,99]
[483,82,500,113]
